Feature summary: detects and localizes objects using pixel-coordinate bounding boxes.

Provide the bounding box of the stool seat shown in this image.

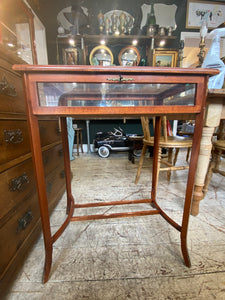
[74,128,83,156]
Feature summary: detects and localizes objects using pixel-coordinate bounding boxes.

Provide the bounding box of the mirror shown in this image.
[118,46,140,66]
[89,45,114,66]
[140,4,177,32]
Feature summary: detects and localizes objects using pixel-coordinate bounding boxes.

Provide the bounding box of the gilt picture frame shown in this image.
[63,48,78,65]
[153,49,178,67]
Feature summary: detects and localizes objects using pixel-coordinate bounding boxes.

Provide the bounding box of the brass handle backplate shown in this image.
[18,210,33,231]
[4,129,23,144]
[0,75,17,97]
[107,75,134,82]
[9,172,29,191]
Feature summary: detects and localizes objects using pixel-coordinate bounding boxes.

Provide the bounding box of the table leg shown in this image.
[151,116,161,202]
[192,127,214,215]
[192,97,223,216]
[60,117,74,214]
[26,114,53,283]
[181,112,204,267]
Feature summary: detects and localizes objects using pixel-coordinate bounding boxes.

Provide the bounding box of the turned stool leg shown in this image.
[173,148,179,166]
[135,144,147,184]
[80,129,84,153]
[186,147,191,162]
[155,147,162,188]
[74,128,84,156]
[203,149,222,196]
[76,130,80,156]
[167,148,173,181]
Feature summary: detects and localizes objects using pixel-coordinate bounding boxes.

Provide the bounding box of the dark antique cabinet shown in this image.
[0,46,66,296]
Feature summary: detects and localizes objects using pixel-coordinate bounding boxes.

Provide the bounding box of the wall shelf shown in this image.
[56,34,177,65]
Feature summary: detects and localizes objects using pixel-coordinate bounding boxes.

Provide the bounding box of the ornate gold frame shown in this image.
[89,45,114,66]
[118,46,141,66]
[153,49,178,67]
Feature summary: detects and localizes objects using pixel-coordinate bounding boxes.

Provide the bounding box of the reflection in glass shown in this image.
[37,82,195,108]
[0,0,34,63]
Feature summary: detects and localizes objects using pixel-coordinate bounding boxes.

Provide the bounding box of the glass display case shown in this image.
[13,64,218,284]
[0,0,37,63]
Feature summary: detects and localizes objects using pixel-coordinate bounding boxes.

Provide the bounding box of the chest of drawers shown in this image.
[0,46,66,296]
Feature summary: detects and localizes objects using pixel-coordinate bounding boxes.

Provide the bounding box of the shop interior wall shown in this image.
[27,0,224,143]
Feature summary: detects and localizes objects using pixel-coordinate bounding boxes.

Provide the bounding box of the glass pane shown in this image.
[37,82,195,107]
[0,0,33,63]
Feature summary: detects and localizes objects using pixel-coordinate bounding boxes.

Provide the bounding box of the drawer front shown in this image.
[0,67,26,114]
[43,143,64,176]
[0,143,64,220]
[0,119,61,165]
[0,120,31,165]
[46,164,66,210]
[0,142,64,220]
[0,158,35,220]
[39,120,61,146]
[0,163,66,280]
[0,193,39,279]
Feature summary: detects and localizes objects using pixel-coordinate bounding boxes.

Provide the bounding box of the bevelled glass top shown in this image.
[37,82,195,107]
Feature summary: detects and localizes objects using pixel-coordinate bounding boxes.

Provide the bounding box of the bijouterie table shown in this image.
[12,65,218,283]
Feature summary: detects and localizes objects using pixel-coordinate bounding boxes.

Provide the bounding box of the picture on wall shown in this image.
[63,48,78,65]
[153,49,178,67]
[186,0,225,29]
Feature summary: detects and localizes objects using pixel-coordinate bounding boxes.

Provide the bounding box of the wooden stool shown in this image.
[204,120,225,196]
[74,128,83,156]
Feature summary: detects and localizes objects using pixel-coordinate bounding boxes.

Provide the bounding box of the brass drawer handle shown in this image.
[60,170,65,178]
[9,172,29,191]
[4,129,23,144]
[107,75,134,82]
[0,75,17,97]
[18,210,33,231]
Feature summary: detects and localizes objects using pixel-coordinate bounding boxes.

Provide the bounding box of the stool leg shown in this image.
[167,148,173,181]
[173,148,179,165]
[135,144,147,184]
[76,131,79,156]
[203,149,220,196]
[186,147,191,162]
[155,147,162,188]
[80,131,84,153]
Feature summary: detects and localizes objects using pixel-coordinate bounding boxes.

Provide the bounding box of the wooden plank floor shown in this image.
[5,151,225,300]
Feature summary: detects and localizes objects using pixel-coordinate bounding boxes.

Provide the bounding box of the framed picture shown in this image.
[63,48,78,65]
[186,0,225,29]
[153,49,178,67]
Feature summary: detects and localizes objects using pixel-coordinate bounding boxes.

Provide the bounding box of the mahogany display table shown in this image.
[13,65,218,283]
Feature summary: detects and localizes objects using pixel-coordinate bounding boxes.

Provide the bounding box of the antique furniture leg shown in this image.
[173,148,179,165]
[192,95,223,216]
[25,112,53,283]
[181,112,205,266]
[167,148,173,181]
[203,149,218,194]
[60,117,75,214]
[152,112,204,267]
[135,143,148,184]
[25,114,74,282]
[151,116,161,203]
